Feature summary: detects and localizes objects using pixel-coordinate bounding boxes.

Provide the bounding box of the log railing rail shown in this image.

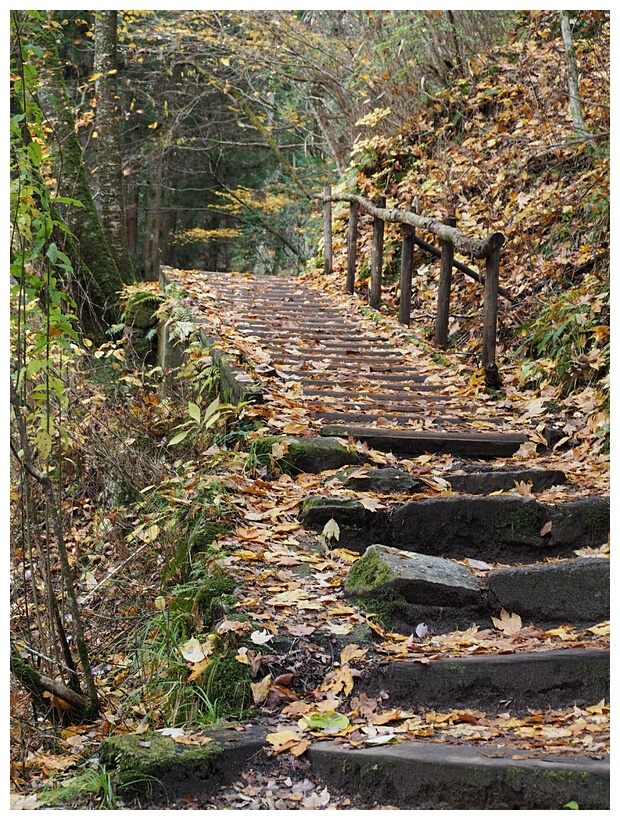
[318,187,508,381]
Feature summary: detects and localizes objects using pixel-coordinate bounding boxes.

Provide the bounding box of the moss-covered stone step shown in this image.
[307,737,609,810]
[250,436,365,474]
[300,494,610,562]
[337,465,568,495]
[98,726,266,801]
[365,648,610,712]
[344,545,609,630]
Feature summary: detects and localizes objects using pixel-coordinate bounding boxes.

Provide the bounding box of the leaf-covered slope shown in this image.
[323,11,609,395]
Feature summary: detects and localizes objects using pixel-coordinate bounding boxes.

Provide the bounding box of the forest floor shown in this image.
[10,263,609,811]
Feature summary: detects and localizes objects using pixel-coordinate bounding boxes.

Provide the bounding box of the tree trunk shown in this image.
[32,14,125,322]
[143,144,163,281]
[94,10,135,283]
[560,11,593,143]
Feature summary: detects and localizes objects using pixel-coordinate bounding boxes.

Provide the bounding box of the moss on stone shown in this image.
[344,547,393,598]
[193,573,237,629]
[203,653,252,717]
[250,435,362,475]
[495,500,544,536]
[125,293,164,329]
[190,522,230,554]
[99,731,221,797]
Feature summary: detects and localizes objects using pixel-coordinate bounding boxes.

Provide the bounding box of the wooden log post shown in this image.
[434,216,456,348]
[399,224,415,326]
[323,184,332,276]
[482,246,501,383]
[346,200,359,294]
[370,194,386,309]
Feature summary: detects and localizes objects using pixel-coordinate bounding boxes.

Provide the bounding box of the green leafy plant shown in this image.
[168,396,235,447]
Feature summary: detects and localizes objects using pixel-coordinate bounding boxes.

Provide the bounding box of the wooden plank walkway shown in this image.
[171,269,527,457]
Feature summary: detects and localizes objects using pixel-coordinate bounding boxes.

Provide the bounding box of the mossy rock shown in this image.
[250,435,364,475]
[99,731,221,798]
[99,726,266,801]
[125,293,165,329]
[193,572,238,628]
[190,522,230,554]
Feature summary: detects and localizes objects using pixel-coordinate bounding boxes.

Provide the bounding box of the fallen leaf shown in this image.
[250,673,272,705]
[491,608,522,635]
[540,520,553,536]
[322,517,340,541]
[251,629,274,645]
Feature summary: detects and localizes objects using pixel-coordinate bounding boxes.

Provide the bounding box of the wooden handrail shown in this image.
[316,191,504,259]
[317,186,506,385]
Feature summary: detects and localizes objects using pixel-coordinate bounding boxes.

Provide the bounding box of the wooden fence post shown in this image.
[346,201,358,294]
[323,185,332,276]
[482,246,501,372]
[434,215,456,348]
[370,194,386,309]
[399,202,416,326]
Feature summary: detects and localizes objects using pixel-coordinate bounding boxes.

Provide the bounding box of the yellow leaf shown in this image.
[586,621,610,636]
[250,673,272,705]
[266,729,300,750]
[36,428,52,461]
[148,121,159,129]
[326,621,353,636]
[340,644,368,666]
[187,657,209,683]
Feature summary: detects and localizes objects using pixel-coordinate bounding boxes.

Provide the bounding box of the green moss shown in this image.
[202,653,252,717]
[250,435,362,475]
[495,500,543,536]
[99,731,221,797]
[190,522,230,553]
[345,547,393,596]
[352,595,408,628]
[584,499,610,539]
[124,293,164,329]
[193,573,237,629]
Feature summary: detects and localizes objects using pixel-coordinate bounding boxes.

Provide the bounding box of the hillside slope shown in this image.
[317,11,608,407]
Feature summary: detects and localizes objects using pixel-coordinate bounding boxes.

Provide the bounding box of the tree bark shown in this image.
[560,11,593,144]
[143,143,164,280]
[32,14,125,322]
[94,10,135,283]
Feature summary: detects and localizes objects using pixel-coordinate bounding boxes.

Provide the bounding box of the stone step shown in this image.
[365,648,610,712]
[300,494,610,563]
[343,544,609,629]
[321,424,526,458]
[98,713,610,810]
[307,739,609,810]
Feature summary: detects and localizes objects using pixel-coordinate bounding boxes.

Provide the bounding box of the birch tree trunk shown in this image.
[560,11,593,143]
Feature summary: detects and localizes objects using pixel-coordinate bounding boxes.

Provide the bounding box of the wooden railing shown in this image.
[319,186,510,382]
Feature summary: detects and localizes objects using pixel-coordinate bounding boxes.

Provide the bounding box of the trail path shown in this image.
[117,267,612,810]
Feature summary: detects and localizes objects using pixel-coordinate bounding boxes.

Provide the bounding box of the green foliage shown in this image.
[516,272,609,396]
[40,764,162,810]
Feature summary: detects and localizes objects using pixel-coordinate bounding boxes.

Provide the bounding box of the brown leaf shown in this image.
[491,608,523,635]
[540,520,553,536]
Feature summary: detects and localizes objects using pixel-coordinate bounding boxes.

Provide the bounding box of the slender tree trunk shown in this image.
[94,10,134,283]
[143,144,163,281]
[560,11,593,143]
[32,13,125,321]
